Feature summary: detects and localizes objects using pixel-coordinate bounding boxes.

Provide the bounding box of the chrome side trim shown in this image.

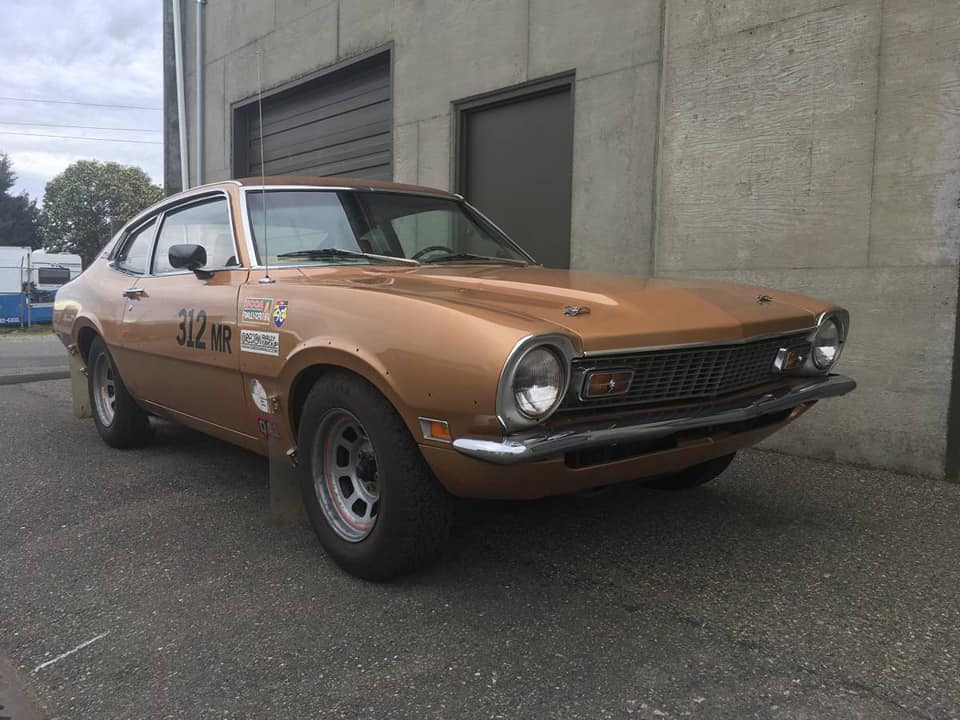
[581,327,817,357]
[454,374,856,465]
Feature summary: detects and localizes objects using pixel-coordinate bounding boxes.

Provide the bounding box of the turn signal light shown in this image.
[583,370,634,398]
[429,421,451,441]
[418,417,452,442]
[773,344,810,372]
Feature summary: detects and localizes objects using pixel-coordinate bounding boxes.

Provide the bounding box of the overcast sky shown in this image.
[1,0,162,201]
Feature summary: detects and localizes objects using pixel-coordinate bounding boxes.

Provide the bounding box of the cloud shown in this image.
[0,0,163,201]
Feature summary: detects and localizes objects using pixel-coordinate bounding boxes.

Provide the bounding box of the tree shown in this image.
[0,153,41,249]
[40,160,162,268]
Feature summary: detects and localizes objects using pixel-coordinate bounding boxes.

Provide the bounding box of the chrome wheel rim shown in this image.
[92,352,117,426]
[312,409,380,542]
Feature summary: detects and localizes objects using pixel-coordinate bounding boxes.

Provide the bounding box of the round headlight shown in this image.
[512,346,565,418]
[812,318,842,370]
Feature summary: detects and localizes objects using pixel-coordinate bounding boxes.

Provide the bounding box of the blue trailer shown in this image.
[0,247,82,326]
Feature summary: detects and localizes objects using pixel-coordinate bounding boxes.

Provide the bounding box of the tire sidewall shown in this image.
[298,374,440,576]
[86,337,150,448]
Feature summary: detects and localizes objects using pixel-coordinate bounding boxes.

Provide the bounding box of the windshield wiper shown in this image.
[422,252,528,266]
[276,248,420,266]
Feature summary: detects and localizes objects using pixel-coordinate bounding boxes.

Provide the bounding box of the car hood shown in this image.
[298,264,829,352]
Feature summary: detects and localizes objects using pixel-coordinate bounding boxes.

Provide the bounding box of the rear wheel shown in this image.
[645,453,736,491]
[87,336,151,448]
[299,371,454,580]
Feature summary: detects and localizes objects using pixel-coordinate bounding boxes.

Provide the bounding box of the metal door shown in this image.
[456,76,574,269]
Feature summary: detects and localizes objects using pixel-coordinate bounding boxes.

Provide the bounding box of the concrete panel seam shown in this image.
[865,0,886,267]
[573,57,661,87]
[415,121,421,185]
[526,0,531,81]
[651,0,667,277]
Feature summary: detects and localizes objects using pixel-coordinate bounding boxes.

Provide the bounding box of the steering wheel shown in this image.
[411,245,455,261]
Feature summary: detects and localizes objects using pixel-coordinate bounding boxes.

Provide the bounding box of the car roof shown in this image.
[231,175,458,198]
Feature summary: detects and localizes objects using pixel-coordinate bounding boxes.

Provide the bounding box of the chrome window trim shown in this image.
[496,333,580,432]
[148,189,242,277]
[460,200,537,265]
[237,185,527,270]
[110,183,241,244]
[108,215,161,277]
[580,327,818,358]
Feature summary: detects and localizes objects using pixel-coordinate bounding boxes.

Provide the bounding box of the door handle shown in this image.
[122,287,146,298]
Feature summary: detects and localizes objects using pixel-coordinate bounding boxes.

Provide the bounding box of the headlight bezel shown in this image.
[496,334,576,432]
[804,309,849,374]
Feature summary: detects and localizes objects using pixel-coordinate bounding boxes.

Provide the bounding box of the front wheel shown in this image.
[298,372,454,580]
[644,453,736,491]
[87,336,152,448]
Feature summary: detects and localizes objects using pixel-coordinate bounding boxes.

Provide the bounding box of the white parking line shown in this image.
[33,631,111,673]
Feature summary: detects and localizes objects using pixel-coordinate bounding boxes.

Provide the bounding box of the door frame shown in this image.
[451,71,576,196]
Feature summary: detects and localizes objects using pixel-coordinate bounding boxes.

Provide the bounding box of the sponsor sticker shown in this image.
[271,299,288,328]
[250,379,271,413]
[242,297,274,324]
[240,329,279,356]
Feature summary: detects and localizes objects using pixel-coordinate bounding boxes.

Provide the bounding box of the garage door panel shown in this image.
[263,136,392,176]
[236,52,392,181]
[255,64,389,127]
[254,124,391,174]
[254,106,392,162]
[255,83,391,139]
[277,151,393,179]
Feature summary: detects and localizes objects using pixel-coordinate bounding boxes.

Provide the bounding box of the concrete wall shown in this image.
[177,0,960,479]
[657,0,960,478]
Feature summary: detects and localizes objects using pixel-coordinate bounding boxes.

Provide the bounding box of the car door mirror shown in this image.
[168,244,213,279]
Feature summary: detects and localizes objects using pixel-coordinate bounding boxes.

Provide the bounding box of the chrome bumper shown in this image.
[452,374,856,465]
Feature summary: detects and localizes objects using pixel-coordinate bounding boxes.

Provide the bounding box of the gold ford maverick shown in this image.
[54,177,855,578]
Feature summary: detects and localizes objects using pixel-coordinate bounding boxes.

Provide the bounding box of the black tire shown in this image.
[298,371,455,580]
[87,336,152,448]
[645,453,736,491]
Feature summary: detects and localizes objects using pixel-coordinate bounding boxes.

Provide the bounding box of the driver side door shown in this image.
[120,192,251,439]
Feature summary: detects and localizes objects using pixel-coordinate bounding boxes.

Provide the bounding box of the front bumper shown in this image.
[452,374,856,465]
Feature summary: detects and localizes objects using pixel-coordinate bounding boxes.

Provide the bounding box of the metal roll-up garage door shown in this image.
[234,52,392,181]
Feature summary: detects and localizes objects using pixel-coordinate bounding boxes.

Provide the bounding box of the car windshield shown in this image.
[245,189,532,266]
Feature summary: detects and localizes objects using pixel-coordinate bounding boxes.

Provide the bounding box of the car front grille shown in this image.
[559,332,809,413]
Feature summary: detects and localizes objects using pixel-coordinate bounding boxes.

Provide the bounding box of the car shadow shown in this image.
[140,418,864,595]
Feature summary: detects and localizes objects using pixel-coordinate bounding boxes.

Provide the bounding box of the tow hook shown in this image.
[286,447,299,468]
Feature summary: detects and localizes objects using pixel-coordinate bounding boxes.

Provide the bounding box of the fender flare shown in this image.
[279,339,416,438]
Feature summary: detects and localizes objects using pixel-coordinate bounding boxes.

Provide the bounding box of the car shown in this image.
[53,176,856,579]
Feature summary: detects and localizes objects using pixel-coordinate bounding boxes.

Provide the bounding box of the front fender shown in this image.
[280,339,411,432]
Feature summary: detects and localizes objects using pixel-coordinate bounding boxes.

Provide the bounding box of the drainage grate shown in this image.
[0,657,42,720]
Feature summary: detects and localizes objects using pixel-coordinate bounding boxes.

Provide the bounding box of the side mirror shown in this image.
[168,244,212,279]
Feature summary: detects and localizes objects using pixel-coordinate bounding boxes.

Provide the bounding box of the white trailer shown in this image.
[0,247,83,325]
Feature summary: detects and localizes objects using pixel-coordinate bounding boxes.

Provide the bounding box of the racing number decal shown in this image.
[176,308,232,353]
[177,308,207,348]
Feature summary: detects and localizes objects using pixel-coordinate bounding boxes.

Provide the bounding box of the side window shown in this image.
[114,218,157,274]
[153,197,237,274]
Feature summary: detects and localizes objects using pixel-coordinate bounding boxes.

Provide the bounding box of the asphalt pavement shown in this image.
[1,379,959,719]
[0,333,68,385]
